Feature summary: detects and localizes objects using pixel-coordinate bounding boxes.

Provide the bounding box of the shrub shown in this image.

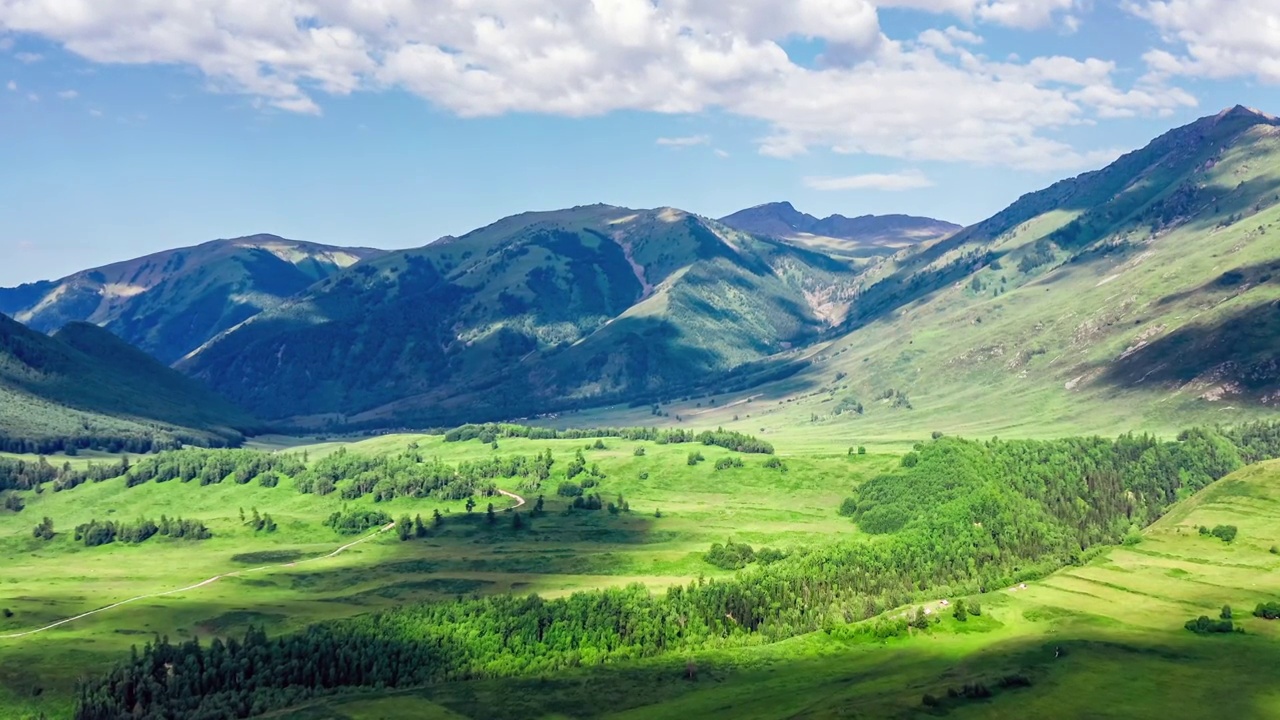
[687,451,705,466]
[1254,601,1280,620]
[1210,525,1238,543]
[838,498,859,517]
[633,447,646,457]
[556,482,583,497]
[714,456,744,471]
[1184,615,1235,634]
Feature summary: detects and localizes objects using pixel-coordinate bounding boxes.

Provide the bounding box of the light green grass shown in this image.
[281,459,1280,720]
[0,435,889,719]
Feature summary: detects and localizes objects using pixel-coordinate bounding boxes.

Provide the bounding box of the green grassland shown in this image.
[272,459,1280,720]
[0,434,889,718]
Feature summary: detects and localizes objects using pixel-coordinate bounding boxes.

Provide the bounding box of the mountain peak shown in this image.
[1216,105,1278,122]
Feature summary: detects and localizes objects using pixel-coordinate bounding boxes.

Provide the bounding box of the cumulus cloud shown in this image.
[656,135,711,147]
[805,170,934,191]
[1128,0,1280,84]
[0,0,1193,169]
[56,89,78,99]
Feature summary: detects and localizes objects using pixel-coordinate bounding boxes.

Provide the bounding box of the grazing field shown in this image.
[274,459,1280,720]
[0,433,888,719]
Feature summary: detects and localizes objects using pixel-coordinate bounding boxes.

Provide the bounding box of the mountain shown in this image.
[179,205,861,427]
[0,313,258,452]
[0,235,385,364]
[718,202,960,256]
[597,106,1280,439]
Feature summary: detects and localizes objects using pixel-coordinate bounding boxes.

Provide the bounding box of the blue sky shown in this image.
[2,0,1279,286]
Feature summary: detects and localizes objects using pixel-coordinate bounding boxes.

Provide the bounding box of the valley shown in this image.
[0,107,1278,720]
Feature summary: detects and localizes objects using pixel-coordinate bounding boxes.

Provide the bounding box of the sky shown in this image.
[2,0,1279,286]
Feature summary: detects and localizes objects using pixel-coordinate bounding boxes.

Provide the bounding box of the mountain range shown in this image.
[2,106,1278,440]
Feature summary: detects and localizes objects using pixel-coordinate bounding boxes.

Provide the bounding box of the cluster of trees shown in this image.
[323,509,392,535]
[124,449,304,488]
[1184,616,1237,634]
[0,433,189,457]
[704,541,786,570]
[843,429,1253,554]
[1198,524,1238,542]
[241,508,278,533]
[0,455,130,494]
[443,424,774,454]
[1253,602,1280,620]
[32,515,54,540]
[714,456,744,471]
[73,516,211,547]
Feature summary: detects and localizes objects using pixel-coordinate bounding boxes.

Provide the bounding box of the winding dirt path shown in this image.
[0,489,527,640]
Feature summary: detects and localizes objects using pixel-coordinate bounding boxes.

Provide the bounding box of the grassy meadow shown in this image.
[271,459,1280,720]
[0,433,891,718]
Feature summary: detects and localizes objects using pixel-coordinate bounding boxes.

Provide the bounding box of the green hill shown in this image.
[0,313,258,452]
[180,206,861,427]
[0,235,384,364]
[581,106,1280,443]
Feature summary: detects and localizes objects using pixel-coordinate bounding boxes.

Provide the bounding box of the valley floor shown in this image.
[270,460,1280,719]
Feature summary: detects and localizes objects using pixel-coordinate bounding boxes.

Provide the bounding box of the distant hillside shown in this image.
[0,236,384,364]
[719,202,959,256]
[180,206,861,426]
[584,106,1280,440]
[0,313,258,452]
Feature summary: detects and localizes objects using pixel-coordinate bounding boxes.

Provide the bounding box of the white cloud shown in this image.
[1128,1,1280,84]
[0,0,1192,170]
[0,37,12,51]
[57,89,78,99]
[5,80,14,91]
[89,108,103,116]
[805,170,934,191]
[14,51,42,63]
[656,135,711,147]
[26,92,38,101]
[714,148,731,158]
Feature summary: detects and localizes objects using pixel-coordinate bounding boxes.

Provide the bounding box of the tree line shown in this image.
[74,516,212,547]
[443,423,774,454]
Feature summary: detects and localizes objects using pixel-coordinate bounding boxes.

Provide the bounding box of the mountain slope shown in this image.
[719,202,959,257]
[0,313,258,451]
[0,236,384,364]
[180,205,860,426]
[582,107,1280,441]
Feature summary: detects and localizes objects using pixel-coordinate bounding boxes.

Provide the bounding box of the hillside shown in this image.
[180,206,861,426]
[719,202,959,257]
[575,107,1280,443]
[0,313,258,451]
[0,236,384,364]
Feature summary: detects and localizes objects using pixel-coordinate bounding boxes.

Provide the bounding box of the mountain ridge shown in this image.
[0,312,258,451]
[179,205,861,426]
[718,202,960,253]
[0,235,385,364]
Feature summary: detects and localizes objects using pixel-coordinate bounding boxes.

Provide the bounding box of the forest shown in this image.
[72,422,1280,720]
